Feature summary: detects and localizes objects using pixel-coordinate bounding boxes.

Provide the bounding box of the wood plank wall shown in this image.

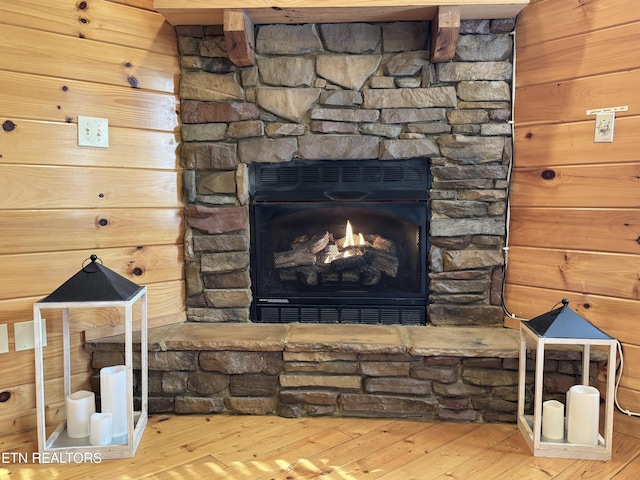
[507,0,640,437]
[0,0,183,436]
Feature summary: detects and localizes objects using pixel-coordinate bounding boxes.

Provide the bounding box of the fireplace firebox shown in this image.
[249,158,430,325]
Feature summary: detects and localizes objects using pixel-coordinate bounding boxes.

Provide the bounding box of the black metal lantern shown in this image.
[517,299,617,460]
[33,255,148,461]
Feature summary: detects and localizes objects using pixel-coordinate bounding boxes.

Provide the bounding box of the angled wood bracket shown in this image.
[224,9,256,67]
[430,6,461,63]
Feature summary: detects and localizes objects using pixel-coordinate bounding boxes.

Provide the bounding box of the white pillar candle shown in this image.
[90,412,113,446]
[66,390,95,438]
[566,385,600,445]
[541,399,565,440]
[100,365,128,437]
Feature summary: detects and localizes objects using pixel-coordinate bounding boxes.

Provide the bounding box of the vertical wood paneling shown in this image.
[516,23,640,85]
[0,0,183,436]
[515,0,640,48]
[0,0,177,56]
[513,116,640,167]
[1,23,179,93]
[514,70,640,125]
[0,119,180,170]
[508,0,640,437]
[0,166,182,209]
[0,70,179,131]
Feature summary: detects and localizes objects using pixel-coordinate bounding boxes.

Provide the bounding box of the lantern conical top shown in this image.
[523,299,612,340]
[40,255,143,303]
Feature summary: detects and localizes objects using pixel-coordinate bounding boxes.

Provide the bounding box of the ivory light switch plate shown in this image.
[14,319,47,351]
[78,115,109,148]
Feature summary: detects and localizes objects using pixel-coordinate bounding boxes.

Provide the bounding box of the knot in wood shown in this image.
[2,120,16,132]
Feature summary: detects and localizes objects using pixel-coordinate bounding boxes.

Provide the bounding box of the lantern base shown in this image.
[518,414,610,460]
[37,411,147,463]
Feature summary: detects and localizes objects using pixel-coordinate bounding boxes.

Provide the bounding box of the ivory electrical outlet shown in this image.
[0,325,8,354]
[14,319,47,351]
[78,115,109,148]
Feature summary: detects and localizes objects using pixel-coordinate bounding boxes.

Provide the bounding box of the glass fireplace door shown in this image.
[249,158,430,325]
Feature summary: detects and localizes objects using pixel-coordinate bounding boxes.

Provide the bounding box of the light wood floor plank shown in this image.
[375,422,516,479]
[231,427,355,480]
[612,452,640,479]
[339,421,477,479]
[277,418,437,479]
[430,426,526,480]
[551,433,640,480]
[217,417,349,464]
[491,455,577,480]
[1,414,639,479]
[111,415,286,479]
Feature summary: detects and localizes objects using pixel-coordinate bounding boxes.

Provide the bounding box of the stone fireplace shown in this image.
[178,19,512,327]
[85,16,608,421]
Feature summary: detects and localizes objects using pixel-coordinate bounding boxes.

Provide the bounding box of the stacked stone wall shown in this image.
[177,19,515,326]
[88,345,600,422]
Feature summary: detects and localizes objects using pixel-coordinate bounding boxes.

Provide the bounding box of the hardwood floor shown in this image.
[1,414,640,479]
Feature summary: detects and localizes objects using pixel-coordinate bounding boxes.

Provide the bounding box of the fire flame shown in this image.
[321,220,366,264]
[344,220,365,248]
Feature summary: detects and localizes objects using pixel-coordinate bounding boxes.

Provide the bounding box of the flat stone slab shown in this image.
[164,323,288,351]
[285,324,405,354]
[87,323,521,358]
[86,323,182,352]
[406,326,519,358]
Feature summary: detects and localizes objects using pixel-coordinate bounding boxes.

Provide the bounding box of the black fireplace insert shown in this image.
[249,158,430,325]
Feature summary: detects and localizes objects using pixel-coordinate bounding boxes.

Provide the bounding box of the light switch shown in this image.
[14,319,47,351]
[78,116,109,148]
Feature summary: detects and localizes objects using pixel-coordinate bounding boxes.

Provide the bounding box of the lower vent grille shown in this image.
[256,305,424,325]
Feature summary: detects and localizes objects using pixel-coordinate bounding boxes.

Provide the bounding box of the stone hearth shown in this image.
[177,19,513,326]
[85,323,604,420]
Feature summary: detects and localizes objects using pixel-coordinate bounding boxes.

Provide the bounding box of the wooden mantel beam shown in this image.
[224,9,256,67]
[431,6,461,63]
[156,1,529,66]
[154,1,529,26]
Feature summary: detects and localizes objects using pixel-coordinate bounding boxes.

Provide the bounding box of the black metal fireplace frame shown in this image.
[249,158,431,325]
